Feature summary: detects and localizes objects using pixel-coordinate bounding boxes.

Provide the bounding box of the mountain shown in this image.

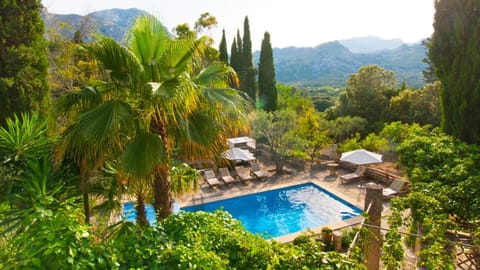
[42,8,150,42]
[43,8,427,88]
[255,40,428,88]
[339,36,405,53]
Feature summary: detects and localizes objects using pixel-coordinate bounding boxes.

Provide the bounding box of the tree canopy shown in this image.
[258,31,277,111]
[429,0,480,144]
[0,0,49,125]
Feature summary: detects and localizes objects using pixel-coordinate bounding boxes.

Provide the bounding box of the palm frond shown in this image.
[178,111,221,146]
[128,16,170,81]
[84,37,144,87]
[169,162,199,197]
[194,63,236,87]
[55,86,103,116]
[159,38,195,79]
[120,131,166,178]
[77,100,136,144]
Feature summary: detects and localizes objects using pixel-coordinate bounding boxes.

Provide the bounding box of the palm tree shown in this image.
[56,16,250,222]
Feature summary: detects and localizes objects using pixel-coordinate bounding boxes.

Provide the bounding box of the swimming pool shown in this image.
[123,183,362,238]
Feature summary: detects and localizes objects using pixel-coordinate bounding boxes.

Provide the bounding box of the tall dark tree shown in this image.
[430,0,480,144]
[421,38,437,84]
[219,29,229,64]
[230,30,244,90]
[235,29,243,71]
[258,32,277,111]
[0,0,49,125]
[241,16,257,103]
[230,37,239,78]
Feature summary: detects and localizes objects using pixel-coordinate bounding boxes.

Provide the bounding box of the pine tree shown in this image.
[258,32,277,111]
[0,0,49,125]
[429,0,480,143]
[241,16,257,103]
[219,29,228,64]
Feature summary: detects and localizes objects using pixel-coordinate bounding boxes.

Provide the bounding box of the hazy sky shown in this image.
[41,0,435,50]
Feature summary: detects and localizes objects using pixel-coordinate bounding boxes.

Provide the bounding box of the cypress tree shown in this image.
[234,30,246,91]
[229,37,240,88]
[258,32,277,111]
[235,30,243,72]
[219,29,228,64]
[0,0,49,125]
[242,17,253,68]
[429,0,480,143]
[242,16,257,103]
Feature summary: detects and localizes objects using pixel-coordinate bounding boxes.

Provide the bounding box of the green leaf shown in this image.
[120,131,166,177]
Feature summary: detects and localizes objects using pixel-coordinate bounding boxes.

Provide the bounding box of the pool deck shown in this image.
[176,162,392,243]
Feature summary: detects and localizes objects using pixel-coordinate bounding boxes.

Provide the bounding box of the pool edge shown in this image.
[271,215,364,243]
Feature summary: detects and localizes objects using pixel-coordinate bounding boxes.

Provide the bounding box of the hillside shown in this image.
[42,8,150,42]
[256,41,428,88]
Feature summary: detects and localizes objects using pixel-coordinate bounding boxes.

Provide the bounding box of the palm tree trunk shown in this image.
[82,191,90,224]
[135,193,149,226]
[80,165,90,224]
[150,119,172,220]
[153,165,172,220]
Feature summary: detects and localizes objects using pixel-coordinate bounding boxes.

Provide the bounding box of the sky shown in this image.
[41,0,435,51]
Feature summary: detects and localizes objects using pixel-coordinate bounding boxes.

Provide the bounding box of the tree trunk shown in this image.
[153,165,172,220]
[82,191,90,224]
[80,166,90,224]
[150,117,172,221]
[275,159,284,174]
[135,193,149,226]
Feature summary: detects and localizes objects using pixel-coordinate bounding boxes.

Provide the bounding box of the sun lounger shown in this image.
[219,167,236,184]
[235,166,254,182]
[383,179,406,199]
[203,169,222,188]
[340,166,366,184]
[251,162,267,179]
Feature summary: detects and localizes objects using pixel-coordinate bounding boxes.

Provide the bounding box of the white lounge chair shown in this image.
[219,167,236,184]
[251,162,267,179]
[203,169,222,188]
[383,179,406,199]
[340,166,366,184]
[235,166,254,182]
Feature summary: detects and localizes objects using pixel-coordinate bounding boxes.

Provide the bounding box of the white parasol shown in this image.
[340,149,382,165]
[223,148,256,162]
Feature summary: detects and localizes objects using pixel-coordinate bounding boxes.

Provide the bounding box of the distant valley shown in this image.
[42,8,428,88]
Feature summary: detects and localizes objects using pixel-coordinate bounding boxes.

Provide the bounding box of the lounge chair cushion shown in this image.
[235,166,253,181]
[204,170,221,187]
[251,162,267,179]
[382,179,406,198]
[219,167,236,184]
[340,166,366,183]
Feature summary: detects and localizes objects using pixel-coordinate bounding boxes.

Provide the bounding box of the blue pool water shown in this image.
[123,202,158,225]
[123,183,362,238]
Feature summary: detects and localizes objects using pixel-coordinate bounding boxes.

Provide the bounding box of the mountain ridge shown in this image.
[255,40,427,88]
[42,8,427,88]
[338,35,407,53]
[42,8,149,42]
